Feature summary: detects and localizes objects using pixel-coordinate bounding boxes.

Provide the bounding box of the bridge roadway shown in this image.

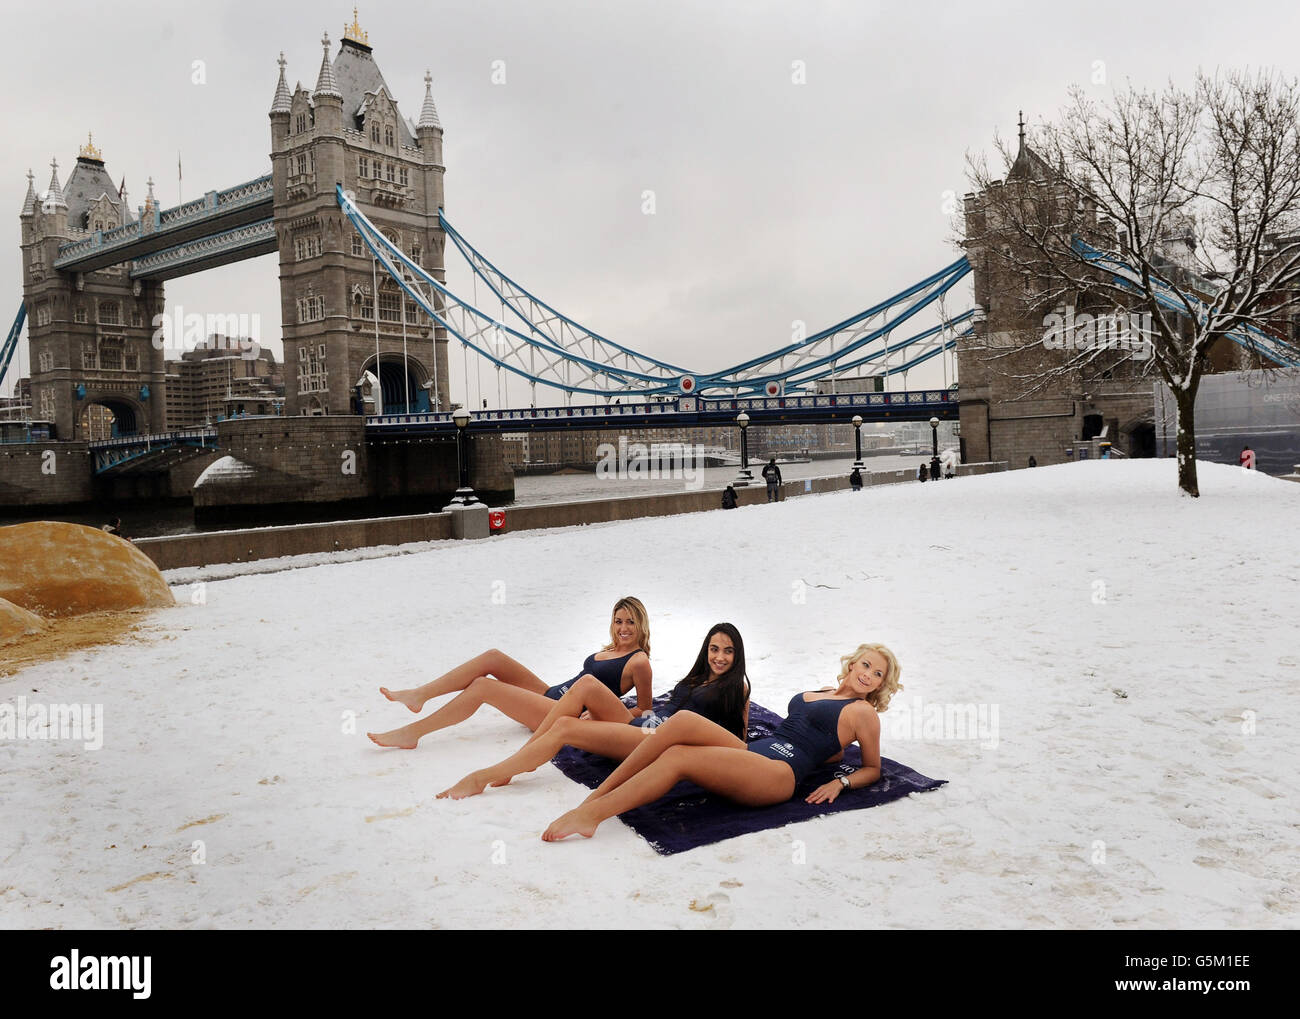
[51,176,274,280]
[364,389,958,439]
[81,389,958,469]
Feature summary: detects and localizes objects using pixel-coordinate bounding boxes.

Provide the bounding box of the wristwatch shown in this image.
[838,775,851,790]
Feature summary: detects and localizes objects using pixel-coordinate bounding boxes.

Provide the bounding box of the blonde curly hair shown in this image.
[838,643,902,712]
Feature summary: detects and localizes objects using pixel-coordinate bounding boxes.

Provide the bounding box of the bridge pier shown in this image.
[192,416,513,527]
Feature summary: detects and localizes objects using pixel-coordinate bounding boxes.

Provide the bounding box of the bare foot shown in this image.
[436,771,491,799]
[367,726,419,749]
[542,807,600,841]
[379,686,424,714]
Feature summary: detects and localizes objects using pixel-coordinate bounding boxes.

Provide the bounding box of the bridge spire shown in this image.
[417,71,442,130]
[313,33,342,99]
[343,6,370,48]
[43,158,67,210]
[270,51,292,114]
[21,168,36,216]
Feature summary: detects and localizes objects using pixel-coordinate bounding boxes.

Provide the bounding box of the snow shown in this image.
[2,459,1297,929]
[193,455,256,487]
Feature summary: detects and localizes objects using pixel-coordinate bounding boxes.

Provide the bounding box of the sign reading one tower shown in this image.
[271,15,450,416]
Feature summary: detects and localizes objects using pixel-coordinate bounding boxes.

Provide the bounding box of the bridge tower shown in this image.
[271,14,450,417]
[19,138,168,438]
[958,119,1156,466]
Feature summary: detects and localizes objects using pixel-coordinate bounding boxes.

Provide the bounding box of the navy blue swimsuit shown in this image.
[544,650,641,701]
[747,693,854,784]
[628,676,744,737]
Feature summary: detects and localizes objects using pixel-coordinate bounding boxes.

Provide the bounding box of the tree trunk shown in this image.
[1174,386,1199,497]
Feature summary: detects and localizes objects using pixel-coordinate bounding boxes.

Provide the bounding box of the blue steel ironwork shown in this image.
[365,389,959,439]
[699,258,971,389]
[701,269,973,395]
[439,205,971,397]
[88,427,217,474]
[0,303,26,389]
[439,211,692,376]
[129,219,277,279]
[339,186,682,397]
[345,187,972,401]
[1072,238,1300,368]
[53,174,274,271]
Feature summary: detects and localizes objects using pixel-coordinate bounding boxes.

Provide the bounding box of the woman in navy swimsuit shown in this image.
[541,643,901,842]
[367,596,653,749]
[437,623,751,800]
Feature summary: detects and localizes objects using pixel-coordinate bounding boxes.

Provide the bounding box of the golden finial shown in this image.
[344,7,369,46]
[79,132,103,161]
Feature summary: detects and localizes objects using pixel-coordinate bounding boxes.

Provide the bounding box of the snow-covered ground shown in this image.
[2,460,1297,929]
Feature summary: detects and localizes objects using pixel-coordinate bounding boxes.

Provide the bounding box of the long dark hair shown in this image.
[666,622,750,738]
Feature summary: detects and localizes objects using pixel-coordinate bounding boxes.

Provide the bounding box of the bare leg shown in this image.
[380,649,549,713]
[437,717,646,799]
[579,711,745,804]
[543,746,795,841]
[368,676,554,748]
[522,674,632,748]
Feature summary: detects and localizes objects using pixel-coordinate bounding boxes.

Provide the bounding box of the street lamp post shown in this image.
[929,415,940,481]
[852,414,864,470]
[445,407,480,507]
[735,412,754,486]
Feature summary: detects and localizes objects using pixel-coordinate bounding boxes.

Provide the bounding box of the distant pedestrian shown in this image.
[849,467,863,491]
[929,458,940,481]
[1240,445,1256,470]
[1028,455,1037,468]
[721,485,738,510]
[762,458,782,502]
[943,461,955,479]
[917,463,927,483]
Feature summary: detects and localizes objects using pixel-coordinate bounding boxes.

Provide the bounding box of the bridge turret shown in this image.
[311,33,344,134]
[416,71,443,161]
[20,169,37,217]
[416,71,445,215]
[269,51,292,148]
[40,158,69,229]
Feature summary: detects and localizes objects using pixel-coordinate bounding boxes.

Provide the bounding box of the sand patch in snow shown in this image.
[0,610,151,677]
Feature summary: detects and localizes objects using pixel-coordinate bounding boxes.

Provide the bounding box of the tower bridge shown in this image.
[8,13,971,450]
[4,12,984,517]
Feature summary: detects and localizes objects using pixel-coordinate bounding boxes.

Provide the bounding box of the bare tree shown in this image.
[965,71,1300,496]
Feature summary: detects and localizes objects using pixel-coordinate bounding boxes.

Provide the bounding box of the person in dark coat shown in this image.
[1028,455,1038,468]
[849,467,863,491]
[761,458,782,502]
[917,463,928,483]
[721,485,738,510]
[929,458,940,481]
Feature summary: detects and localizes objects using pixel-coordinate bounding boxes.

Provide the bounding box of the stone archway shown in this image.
[78,396,144,439]
[1122,416,1157,458]
[362,355,430,414]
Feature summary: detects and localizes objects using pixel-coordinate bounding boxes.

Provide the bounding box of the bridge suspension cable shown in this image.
[339,187,973,402]
[1,303,28,395]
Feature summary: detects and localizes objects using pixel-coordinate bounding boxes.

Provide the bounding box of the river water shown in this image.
[4,452,938,538]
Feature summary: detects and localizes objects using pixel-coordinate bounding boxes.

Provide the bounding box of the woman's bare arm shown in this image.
[626,653,653,717]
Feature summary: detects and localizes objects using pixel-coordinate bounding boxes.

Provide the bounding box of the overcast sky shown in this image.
[6,0,1300,405]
